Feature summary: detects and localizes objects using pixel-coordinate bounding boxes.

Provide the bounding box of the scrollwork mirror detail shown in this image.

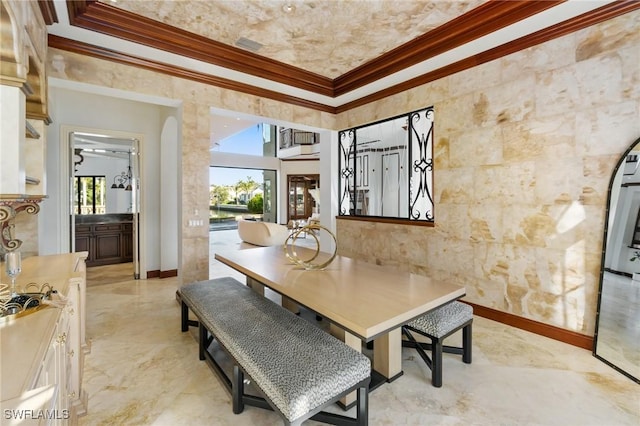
[338,106,434,222]
[593,136,640,384]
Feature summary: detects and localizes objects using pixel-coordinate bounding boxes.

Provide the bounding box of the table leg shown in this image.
[373,328,402,380]
[281,296,300,314]
[247,277,299,314]
[246,277,264,296]
[330,324,361,407]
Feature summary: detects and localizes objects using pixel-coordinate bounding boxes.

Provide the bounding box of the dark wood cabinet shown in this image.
[287,174,319,222]
[75,219,133,267]
[122,223,133,259]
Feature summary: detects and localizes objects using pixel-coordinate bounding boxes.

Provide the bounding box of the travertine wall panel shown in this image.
[47,48,332,285]
[336,10,640,335]
[449,126,503,167]
[44,10,639,334]
[450,59,503,98]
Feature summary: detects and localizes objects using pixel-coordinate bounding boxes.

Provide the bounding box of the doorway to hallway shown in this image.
[69,131,142,280]
[287,174,319,222]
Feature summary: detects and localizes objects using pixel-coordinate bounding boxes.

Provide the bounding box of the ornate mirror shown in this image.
[338,107,434,222]
[593,136,640,384]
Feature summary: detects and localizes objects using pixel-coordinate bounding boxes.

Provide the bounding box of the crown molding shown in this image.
[64,1,566,98]
[47,35,337,114]
[49,1,640,114]
[336,0,640,113]
[65,0,334,97]
[38,0,58,25]
[333,0,564,97]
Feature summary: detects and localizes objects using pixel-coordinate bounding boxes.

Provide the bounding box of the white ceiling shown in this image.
[72,133,135,160]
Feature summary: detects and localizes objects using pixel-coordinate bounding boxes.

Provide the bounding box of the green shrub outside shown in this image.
[247,194,263,213]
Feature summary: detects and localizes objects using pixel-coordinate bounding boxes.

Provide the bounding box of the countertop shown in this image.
[75,213,133,225]
[0,252,87,403]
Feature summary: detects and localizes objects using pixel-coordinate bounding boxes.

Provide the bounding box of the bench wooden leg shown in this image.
[180,300,199,330]
[198,323,207,361]
[463,323,472,364]
[403,316,473,388]
[432,337,443,388]
[232,365,245,414]
[357,385,368,426]
[181,301,188,332]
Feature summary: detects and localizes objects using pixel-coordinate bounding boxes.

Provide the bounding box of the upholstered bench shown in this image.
[179,277,371,425]
[402,301,473,387]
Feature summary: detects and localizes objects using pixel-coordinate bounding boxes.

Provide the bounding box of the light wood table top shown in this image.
[215,245,465,341]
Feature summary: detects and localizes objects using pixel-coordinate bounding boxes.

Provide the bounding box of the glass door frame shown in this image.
[287,174,319,222]
[69,133,141,279]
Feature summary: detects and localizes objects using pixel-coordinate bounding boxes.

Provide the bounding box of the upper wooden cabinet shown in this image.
[0,0,49,196]
[0,0,49,121]
[0,1,50,252]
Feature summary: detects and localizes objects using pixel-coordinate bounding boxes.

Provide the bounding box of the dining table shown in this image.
[215,245,465,405]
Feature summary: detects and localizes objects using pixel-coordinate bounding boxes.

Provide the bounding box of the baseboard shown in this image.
[146,269,178,278]
[464,302,593,350]
[159,269,178,278]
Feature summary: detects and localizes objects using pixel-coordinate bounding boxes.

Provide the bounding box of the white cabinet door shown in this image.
[66,279,86,416]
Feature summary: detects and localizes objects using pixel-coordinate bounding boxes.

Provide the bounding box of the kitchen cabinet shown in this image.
[0,0,49,254]
[75,214,133,266]
[0,252,88,424]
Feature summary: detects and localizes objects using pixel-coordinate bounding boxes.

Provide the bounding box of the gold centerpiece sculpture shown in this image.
[283,223,337,270]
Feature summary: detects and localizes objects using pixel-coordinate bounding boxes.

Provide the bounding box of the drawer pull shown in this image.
[68,391,76,399]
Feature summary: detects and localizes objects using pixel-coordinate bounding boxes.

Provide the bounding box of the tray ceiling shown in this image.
[96,0,485,79]
[46,0,634,111]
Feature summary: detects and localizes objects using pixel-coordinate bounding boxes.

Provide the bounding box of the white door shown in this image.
[381,153,400,217]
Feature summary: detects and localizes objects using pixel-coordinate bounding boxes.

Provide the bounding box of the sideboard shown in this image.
[75,214,133,266]
[1,252,89,425]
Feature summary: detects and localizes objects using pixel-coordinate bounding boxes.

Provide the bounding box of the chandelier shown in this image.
[111,152,132,191]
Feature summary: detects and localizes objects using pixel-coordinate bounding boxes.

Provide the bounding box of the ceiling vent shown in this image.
[235,37,263,52]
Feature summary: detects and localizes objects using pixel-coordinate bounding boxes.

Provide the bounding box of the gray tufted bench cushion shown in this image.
[402,300,473,388]
[179,277,371,425]
[406,301,473,337]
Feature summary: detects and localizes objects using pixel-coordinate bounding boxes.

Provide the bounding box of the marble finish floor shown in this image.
[81,230,639,424]
[595,272,640,380]
[86,262,136,287]
[79,263,639,425]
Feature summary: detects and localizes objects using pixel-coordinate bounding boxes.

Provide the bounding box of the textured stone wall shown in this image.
[46,48,334,285]
[45,10,639,333]
[336,11,640,335]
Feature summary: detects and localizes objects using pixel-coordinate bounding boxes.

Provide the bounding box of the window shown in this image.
[338,106,434,223]
[74,176,106,214]
[209,167,278,225]
[212,123,276,157]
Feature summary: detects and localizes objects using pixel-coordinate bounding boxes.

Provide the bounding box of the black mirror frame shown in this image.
[337,106,435,223]
[592,135,640,384]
